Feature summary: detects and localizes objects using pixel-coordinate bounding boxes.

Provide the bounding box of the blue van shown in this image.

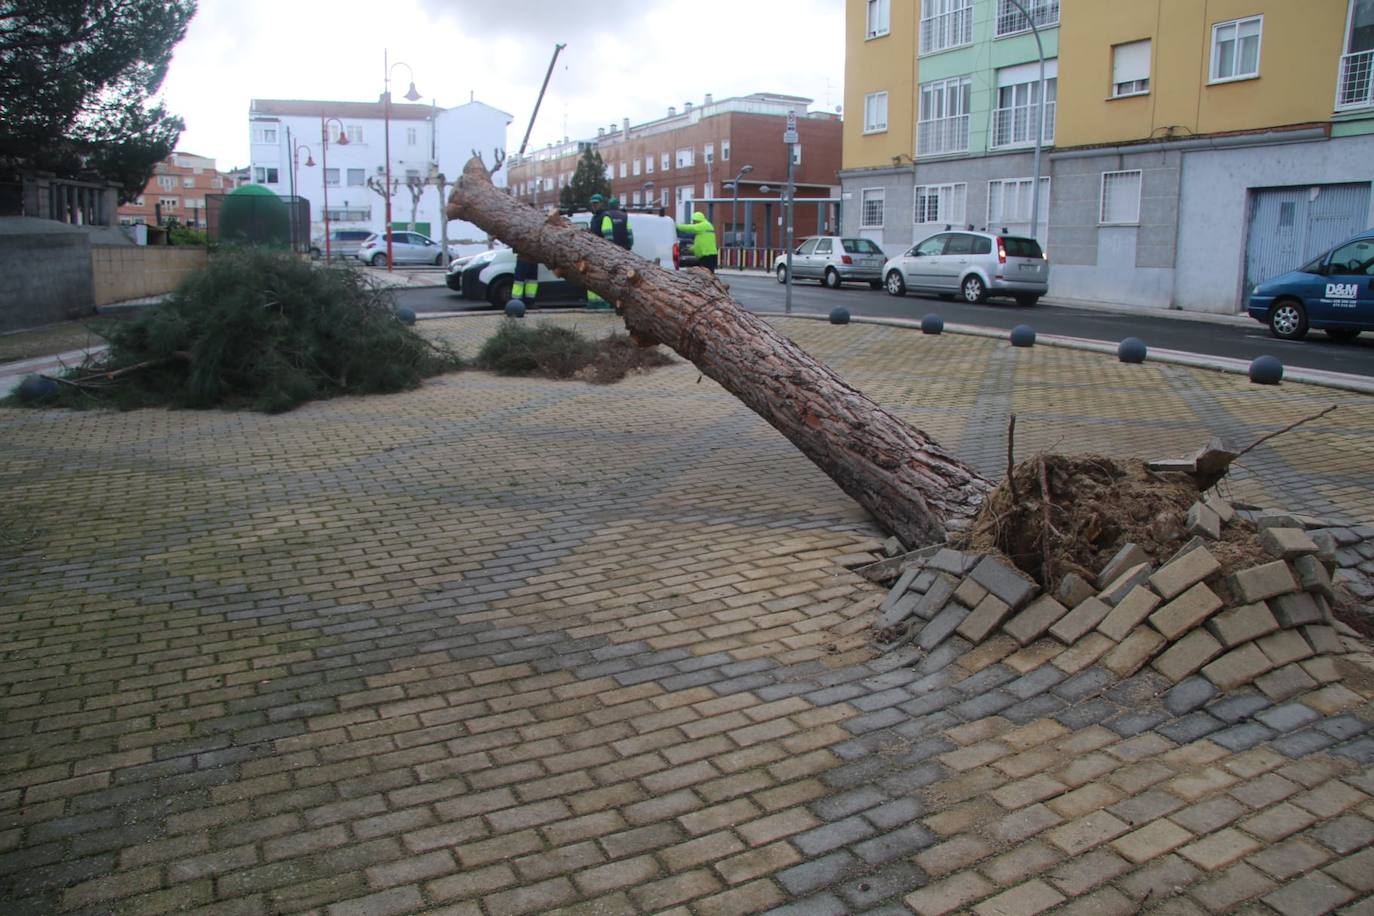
[1247,229,1374,341]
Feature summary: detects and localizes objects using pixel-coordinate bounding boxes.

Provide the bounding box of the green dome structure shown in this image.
[217,184,292,248]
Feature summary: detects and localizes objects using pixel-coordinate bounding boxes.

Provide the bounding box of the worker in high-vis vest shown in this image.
[677,211,718,272]
[510,255,538,307]
[585,195,634,309]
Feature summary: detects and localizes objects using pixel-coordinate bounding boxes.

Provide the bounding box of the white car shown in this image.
[357,231,457,267]
[451,212,680,305]
[882,230,1049,305]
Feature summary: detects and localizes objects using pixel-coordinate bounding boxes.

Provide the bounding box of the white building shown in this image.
[247,97,512,244]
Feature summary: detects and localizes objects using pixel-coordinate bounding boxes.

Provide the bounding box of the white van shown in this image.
[449,211,680,306]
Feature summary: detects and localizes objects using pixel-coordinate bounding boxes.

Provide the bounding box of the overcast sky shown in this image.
[161,0,846,170]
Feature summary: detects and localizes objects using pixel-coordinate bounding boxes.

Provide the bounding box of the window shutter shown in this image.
[1112,40,1151,87]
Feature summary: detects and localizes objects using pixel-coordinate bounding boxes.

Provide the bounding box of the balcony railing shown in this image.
[1337,49,1373,110]
[990,101,1056,148]
[995,0,1059,37]
[917,115,970,157]
[920,6,973,55]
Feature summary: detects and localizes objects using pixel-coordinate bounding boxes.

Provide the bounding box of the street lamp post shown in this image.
[730,164,753,262]
[1003,0,1047,241]
[382,49,422,272]
[292,142,315,251]
[320,117,349,261]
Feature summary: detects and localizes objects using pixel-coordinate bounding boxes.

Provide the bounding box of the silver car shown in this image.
[357,231,448,267]
[310,228,372,260]
[882,230,1048,305]
[774,236,887,289]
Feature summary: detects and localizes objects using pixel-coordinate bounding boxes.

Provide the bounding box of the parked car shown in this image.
[882,230,1048,305]
[773,237,886,288]
[453,212,680,306]
[310,228,372,260]
[677,229,698,268]
[1247,229,1374,341]
[357,231,449,267]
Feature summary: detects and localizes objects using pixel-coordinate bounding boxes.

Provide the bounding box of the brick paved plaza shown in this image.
[2,314,1372,914]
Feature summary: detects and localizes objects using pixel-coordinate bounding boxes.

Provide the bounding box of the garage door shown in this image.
[1244,183,1371,291]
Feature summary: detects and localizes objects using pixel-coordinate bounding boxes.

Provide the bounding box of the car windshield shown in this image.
[842,239,883,255]
[1002,237,1043,258]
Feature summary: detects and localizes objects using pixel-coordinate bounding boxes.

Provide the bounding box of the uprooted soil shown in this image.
[957,454,1270,592]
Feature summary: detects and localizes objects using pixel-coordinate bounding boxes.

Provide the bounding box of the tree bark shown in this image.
[447,157,992,547]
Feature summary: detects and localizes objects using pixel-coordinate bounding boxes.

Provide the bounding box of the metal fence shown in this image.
[205,193,311,253]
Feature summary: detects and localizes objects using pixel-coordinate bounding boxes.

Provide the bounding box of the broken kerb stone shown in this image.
[927,547,976,576]
[1147,457,1197,474]
[1097,543,1151,588]
[1293,555,1335,601]
[1270,591,1325,629]
[957,593,1013,643]
[1099,562,1155,606]
[911,573,960,622]
[1004,595,1070,647]
[1148,547,1221,601]
[879,568,922,612]
[878,591,924,630]
[1259,527,1319,560]
[1191,436,1240,489]
[1229,560,1299,604]
[1056,573,1096,609]
[918,602,970,651]
[969,556,1037,611]
[1186,502,1222,540]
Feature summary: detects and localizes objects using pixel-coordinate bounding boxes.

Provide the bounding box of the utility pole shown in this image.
[783,109,798,315]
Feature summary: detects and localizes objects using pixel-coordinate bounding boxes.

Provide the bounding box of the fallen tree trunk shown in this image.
[447,157,992,546]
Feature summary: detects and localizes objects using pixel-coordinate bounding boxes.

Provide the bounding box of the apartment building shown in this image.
[841,0,1374,313]
[507,93,843,250]
[116,152,233,228]
[247,98,511,242]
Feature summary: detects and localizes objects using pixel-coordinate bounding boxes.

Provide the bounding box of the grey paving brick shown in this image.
[760,892,849,916]
[1156,711,1225,743]
[1270,727,1339,757]
[850,823,938,865]
[846,707,908,735]
[1164,676,1218,716]
[1054,697,1120,730]
[793,815,879,856]
[917,602,969,651]
[877,762,946,795]
[1005,665,1067,700]
[949,689,1015,721]
[1105,709,1170,738]
[954,663,1018,695]
[898,688,961,718]
[812,787,887,822]
[1331,736,1374,762]
[1002,693,1068,724]
[1317,714,1371,741]
[1206,690,1272,723]
[775,849,861,896]
[1254,702,1322,734]
[1209,722,1276,751]
[837,859,928,908]
[864,796,926,830]
[1053,667,1115,702]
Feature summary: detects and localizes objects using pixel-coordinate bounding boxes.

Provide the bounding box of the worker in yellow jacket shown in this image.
[677,211,718,273]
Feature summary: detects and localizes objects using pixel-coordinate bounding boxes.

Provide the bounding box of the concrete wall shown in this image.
[0,217,94,334]
[1174,134,1374,313]
[91,245,208,306]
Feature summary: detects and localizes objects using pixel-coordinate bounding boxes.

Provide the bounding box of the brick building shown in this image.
[507,93,843,260]
[116,152,233,228]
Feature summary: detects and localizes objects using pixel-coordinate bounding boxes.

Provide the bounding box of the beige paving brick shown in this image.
[1229,561,1300,604]
[971,878,1065,916]
[991,773,1068,810]
[1045,811,1130,855]
[1096,586,1163,642]
[1149,582,1224,640]
[1149,548,1221,600]
[1255,628,1314,667]
[1201,642,1274,690]
[712,841,800,884]
[978,840,1063,885]
[958,593,1014,644]
[1112,818,1194,864]
[1152,628,1224,682]
[1043,847,1132,897]
[1049,596,1111,644]
[1048,783,1122,819]
[1176,827,1260,870]
[905,871,996,916]
[1051,632,1114,673]
[1103,627,1166,677]
[1188,861,1278,912]
[1004,596,1070,647]
[915,834,996,876]
[1206,602,1280,647]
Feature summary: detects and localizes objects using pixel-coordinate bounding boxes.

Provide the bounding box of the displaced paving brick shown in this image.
[969,557,1037,612]
[1260,527,1318,560]
[1255,629,1314,668]
[1293,555,1335,600]
[919,603,970,651]
[1152,629,1223,683]
[1148,548,1220,600]
[1185,502,1221,540]
[1230,561,1299,604]
[1206,601,1280,647]
[912,574,961,622]
[1163,676,1218,716]
[1201,643,1274,691]
[879,591,924,630]
[1255,663,1319,702]
[1102,627,1166,678]
[1003,596,1069,647]
[1048,596,1110,644]
[954,577,989,610]
[1096,586,1162,642]
[1269,591,1326,628]
[1149,582,1223,640]
[1096,544,1150,589]
[1299,624,1343,655]
[957,594,1013,644]
[1098,563,1154,606]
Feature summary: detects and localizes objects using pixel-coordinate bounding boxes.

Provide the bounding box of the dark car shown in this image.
[1247,229,1374,341]
[676,229,698,268]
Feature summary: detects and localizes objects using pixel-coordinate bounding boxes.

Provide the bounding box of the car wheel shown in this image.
[884,270,906,297]
[370,253,388,268]
[433,253,445,266]
[1268,299,1308,340]
[489,276,513,306]
[1015,294,1040,307]
[961,275,987,304]
[776,264,788,284]
[824,268,842,289]
[1325,328,1361,342]
[868,279,883,290]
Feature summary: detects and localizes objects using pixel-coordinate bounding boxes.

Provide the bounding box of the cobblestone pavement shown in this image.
[2,314,1372,915]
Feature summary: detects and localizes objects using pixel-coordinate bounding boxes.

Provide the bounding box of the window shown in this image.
[704,143,714,163]
[346,125,364,143]
[863,91,889,133]
[662,152,670,171]
[252,167,279,184]
[134,196,145,206]
[867,0,890,37]
[605,163,614,180]
[1337,0,1374,108]
[861,188,885,228]
[158,197,178,208]
[182,176,195,188]
[992,61,1057,148]
[815,238,832,254]
[347,168,365,186]
[633,158,641,176]
[914,183,967,225]
[406,127,417,145]
[326,207,370,221]
[798,239,819,255]
[1109,39,1152,97]
[675,147,694,168]
[619,161,627,178]
[921,0,973,54]
[996,0,1059,36]
[918,77,971,155]
[325,168,340,187]
[1211,16,1262,82]
[211,177,223,189]
[157,175,175,190]
[913,235,947,257]
[987,177,1051,225]
[1328,238,1374,275]
[646,155,654,174]
[632,191,642,206]
[661,188,670,207]
[1100,170,1142,224]
[722,139,730,161]
[252,127,278,144]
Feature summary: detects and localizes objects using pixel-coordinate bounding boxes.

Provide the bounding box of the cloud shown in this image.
[419,0,649,44]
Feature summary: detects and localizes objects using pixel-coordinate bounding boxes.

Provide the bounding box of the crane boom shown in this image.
[517,43,566,157]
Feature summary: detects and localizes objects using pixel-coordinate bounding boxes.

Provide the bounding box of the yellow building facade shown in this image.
[842,0,920,171]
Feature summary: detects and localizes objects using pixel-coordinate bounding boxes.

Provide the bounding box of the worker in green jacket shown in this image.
[677,211,718,272]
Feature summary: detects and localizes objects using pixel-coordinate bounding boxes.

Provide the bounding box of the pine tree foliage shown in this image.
[24,250,462,413]
[0,0,196,200]
[558,147,612,211]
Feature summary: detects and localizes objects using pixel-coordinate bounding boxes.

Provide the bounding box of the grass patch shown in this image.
[476,321,673,383]
[6,248,462,413]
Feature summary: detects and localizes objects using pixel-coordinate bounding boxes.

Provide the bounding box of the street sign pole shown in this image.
[783,110,798,315]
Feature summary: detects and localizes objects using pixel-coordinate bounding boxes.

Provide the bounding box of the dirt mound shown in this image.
[957,454,1268,591]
